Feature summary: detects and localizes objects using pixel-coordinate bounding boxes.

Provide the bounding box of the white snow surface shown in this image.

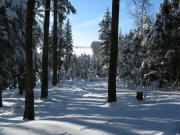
[73,47,93,56]
[1,79,180,135]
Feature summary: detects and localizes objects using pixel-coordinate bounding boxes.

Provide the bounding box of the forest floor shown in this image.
[0,78,180,135]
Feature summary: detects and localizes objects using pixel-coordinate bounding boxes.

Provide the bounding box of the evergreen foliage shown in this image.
[64,18,73,72]
[52,0,76,86]
[1,0,180,118]
[117,0,180,88]
[98,8,112,68]
[91,41,102,58]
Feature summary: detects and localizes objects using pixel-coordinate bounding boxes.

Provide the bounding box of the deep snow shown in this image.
[0,79,180,135]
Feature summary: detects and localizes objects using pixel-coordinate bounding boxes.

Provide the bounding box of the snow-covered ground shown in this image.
[73,47,93,56]
[0,78,180,135]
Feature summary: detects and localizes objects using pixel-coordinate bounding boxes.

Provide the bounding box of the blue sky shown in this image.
[69,0,163,47]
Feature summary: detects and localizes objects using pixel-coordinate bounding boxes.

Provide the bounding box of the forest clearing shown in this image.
[0,0,180,134]
[0,79,180,135]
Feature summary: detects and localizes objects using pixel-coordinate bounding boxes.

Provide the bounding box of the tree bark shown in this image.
[18,66,25,95]
[0,88,2,107]
[176,53,180,83]
[18,76,25,95]
[23,0,35,120]
[108,0,120,102]
[52,0,58,86]
[41,0,51,99]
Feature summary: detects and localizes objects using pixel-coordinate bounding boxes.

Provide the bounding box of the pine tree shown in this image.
[0,1,15,105]
[118,32,135,86]
[56,21,65,81]
[98,8,111,68]
[64,18,73,72]
[0,0,27,91]
[108,0,120,102]
[132,14,153,84]
[41,0,51,99]
[23,0,35,120]
[51,0,76,83]
[148,0,173,88]
[127,0,153,85]
[15,0,26,95]
[171,0,180,10]
[169,0,180,87]
[91,41,101,58]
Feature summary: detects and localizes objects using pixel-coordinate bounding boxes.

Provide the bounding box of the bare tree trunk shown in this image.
[52,0,58,86]
[23,0,35,120]
[41,0,51,99]
[108,0,120,102]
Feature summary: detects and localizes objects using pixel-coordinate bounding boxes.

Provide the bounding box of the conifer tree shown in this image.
[0,0,27,92]
[64,18,73,72]
[56,20,65,81]
[98,8,112,68]
[118,32,135,86]
[148,0,172,88]
[51,0,76,83]
[169,0,180,87]
[132,14,152,84]
[131,0,180,87]
[171,0,180,10]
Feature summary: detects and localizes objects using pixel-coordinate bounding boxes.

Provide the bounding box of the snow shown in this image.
[1,79,180,135]
[6,8,18,20]
[73,47,93,56]
[165,49,175,58]
[144,71,157,79]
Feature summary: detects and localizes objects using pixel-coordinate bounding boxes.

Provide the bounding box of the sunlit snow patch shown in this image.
[73,47,93,56]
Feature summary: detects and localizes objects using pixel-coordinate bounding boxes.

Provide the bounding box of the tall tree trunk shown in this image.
[175,52,180,85]
[41,0,51,99]
[0,88,2,107]
[23,0,35,120]
[18,66,25,95]
[18,76,25,95]
[65,49,68,72]
[52,0,58,86]
[108,0,120,102]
